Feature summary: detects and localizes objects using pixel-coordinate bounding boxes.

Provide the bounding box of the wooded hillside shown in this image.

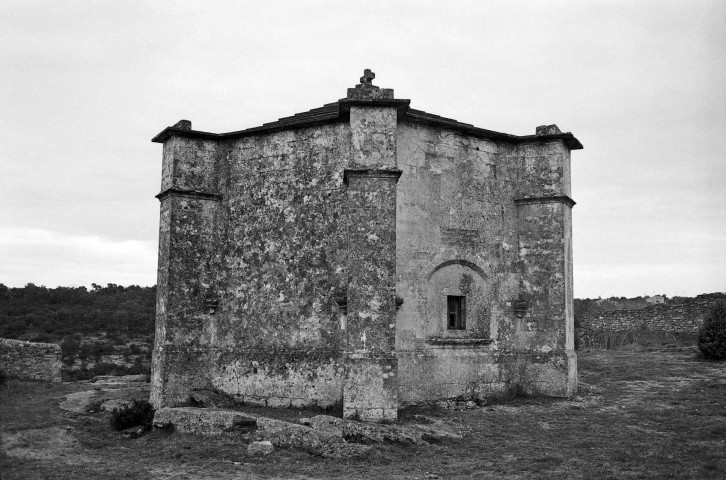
[0,283,155,342]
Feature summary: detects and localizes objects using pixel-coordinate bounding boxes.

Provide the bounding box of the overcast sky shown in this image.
[1,0,724,298]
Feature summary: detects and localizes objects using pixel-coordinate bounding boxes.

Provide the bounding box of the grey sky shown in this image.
[1,0,724,298]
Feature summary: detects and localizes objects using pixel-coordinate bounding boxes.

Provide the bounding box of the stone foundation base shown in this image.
[520,350,577,397]
[343,356,398,422]
[397,348,577,405]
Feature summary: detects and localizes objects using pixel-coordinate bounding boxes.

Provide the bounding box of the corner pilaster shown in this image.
[341,71,403,421]
[150,121,222,409]
[513,136,577,397]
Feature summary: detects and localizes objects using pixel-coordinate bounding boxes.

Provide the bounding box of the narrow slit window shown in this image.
[447,295,466,330]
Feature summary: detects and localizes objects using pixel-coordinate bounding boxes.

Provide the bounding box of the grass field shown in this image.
[2,347,725,479]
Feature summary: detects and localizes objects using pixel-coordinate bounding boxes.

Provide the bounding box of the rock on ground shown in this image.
[247,441,274,456]
[153,407,257,435]
[152,407,460,458]
[59,386,149,413]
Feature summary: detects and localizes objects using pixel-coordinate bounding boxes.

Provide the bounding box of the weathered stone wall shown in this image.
[580,293,725,333]
[342,104,401,421]
[208,124,351,410]
[395,121,577,403]
[0,338,62,382]
[513,139,576,397]
[395,122,516,403]
[151,134,223,408]
[152,124,353,410]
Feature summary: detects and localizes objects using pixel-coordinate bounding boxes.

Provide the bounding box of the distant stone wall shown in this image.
[0,338,62,382]
[580,293,726,333]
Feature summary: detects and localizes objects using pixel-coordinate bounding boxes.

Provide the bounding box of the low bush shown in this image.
[91,362,121,376]
[61,369,96,382]
[0,368,7,387]
[698,301,726,360]
[110,399,155,431]
[79,341,116,362]
[60,335,81,365]
[126,362,150,375]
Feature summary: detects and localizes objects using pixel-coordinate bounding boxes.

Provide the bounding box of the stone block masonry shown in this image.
[580,293,725,333]
[150,70,582,420]
[0,338,62,382]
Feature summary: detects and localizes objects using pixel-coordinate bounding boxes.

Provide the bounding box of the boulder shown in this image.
[153,407,256,435]
[247,440,274,456]
[101,399,134,412]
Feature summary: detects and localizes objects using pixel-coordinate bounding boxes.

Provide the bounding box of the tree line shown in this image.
[0,283,156,342]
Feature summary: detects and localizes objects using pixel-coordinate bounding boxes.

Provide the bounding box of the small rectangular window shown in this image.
[447,296,466,330]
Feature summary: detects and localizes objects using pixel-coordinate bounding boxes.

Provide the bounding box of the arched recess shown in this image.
[426,259,487,282]
[425,260,491,339]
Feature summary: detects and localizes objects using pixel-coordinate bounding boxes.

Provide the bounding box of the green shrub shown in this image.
[698,301,726,360]
[126,361,150,376]
[91,362,120,376]
[62,368,96,382]
[30,333,53,343]
[0,368,7,387]
[110,400,155,431]
[60,335,81,365]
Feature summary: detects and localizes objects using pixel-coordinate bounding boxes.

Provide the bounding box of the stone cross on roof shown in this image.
[360,69,375,86]
[347,69,394,100]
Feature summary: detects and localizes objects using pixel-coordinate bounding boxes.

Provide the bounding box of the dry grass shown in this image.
[580,326,696,351]
[2,347,725,479]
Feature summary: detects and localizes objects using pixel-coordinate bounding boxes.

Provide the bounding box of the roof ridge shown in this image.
[152,98,582,150]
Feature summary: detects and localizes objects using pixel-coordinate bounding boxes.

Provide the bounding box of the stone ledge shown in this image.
[343,168,403,185]
[425,336,493,346]
[155,188,222,202]
[514,195,576,208]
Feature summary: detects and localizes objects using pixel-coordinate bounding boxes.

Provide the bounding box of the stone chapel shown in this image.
[150,70,582,421]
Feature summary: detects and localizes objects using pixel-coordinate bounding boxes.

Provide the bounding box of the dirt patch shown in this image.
[2,427,79,461]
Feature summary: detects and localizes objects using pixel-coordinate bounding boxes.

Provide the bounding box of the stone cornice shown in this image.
[155,188,222,202]
[152,98,582,151]
[514,133,583,150]
[338,98,411,115]
[514,195,576,208]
